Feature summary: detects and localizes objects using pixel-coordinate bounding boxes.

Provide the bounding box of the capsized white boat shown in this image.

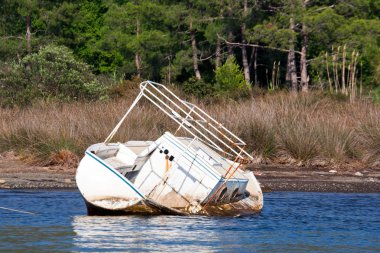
[76,81,263,216]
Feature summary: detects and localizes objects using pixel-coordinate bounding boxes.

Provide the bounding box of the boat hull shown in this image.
[84,196,263,216]
[84,198,187,216]
[76,152,144,212]
[76,143,263,216]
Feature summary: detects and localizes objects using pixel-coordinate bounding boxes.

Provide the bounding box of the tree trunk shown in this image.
[301,0,309,92]
[135,53,141,78]
[227,30,234,56]
[215,38,221,69]
[167,56,171,85]
[241,0,250,84]
[253,48,258,86]
[227,1,234,56]
[242,45,250,84]
[248,47,259,86]
[287,17,298,92]
[190,21,201,80]
[135,19,141,78]
[300,25,308,92]
[342,44,347,94]
[26,15,31,54]
[248,46,257,86]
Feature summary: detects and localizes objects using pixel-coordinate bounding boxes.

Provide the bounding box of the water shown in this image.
[0,190,379,252]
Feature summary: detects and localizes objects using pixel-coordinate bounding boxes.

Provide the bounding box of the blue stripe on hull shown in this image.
[85,151,145,199]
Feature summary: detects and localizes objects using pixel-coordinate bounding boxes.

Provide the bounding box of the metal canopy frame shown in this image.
[104,81,253,163]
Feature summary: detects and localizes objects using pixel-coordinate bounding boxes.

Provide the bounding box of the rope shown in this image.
[0,206,36,215]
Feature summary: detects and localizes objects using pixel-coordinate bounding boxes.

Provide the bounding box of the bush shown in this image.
[239,120,276,158]
[182,77,216,99]
[372,86,380,103]
[215,56,249,99]
[316,124,355,162]
[276,117,320,161]
[0,44,108,106]
[0,127,81,165]
[359,122,380,164]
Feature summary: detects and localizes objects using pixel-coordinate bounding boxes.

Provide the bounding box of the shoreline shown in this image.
[2,180,379,194]
[251,164,380,193]
[1,154,379,193]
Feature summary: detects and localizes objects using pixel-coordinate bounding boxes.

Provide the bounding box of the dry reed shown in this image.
[1,90,379,168]
[325,45,360,102]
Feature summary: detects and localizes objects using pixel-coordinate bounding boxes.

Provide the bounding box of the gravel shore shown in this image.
[0,153,76,189]
[1,153,379,192]
[250,164,380,193]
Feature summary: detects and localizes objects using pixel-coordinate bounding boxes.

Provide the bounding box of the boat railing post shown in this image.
[105,80,253,163]
[143,82,244,158]
[142,86,227,154]
[142,81,249,160]
[103,91,144,144]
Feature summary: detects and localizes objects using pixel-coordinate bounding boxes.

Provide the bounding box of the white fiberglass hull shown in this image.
[76,138,263,216]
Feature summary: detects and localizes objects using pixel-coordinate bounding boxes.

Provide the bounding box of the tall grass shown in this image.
[358,116,380,165]
[1,90,379,168]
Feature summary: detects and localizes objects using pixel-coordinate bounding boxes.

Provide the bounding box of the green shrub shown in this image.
[372,86,380,103]
[182,77,216,99]
[0,45,108,106]
[215,56,249,99]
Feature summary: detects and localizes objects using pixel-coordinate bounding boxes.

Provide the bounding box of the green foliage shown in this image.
[335,0,373,18]
[250,23,295,48]
[375,64,380,85]
[96,1,173,79]
[182,78,215,99]
[215,56,249,99]
[0,0,380,97]
[306,8,345,56]
[43,1,109,72]
[372,86,380,103]
[204,22,225,44]
[169,49,194,81]
[0,45,107,106]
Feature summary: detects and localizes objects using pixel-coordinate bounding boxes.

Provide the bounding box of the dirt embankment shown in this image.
[1,152,380,192]
[0,152,76,189]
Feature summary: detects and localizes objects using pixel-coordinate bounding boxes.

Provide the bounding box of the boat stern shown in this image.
[76,151,145,214]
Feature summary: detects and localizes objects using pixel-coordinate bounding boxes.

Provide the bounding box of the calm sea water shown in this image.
[0,190,379,252]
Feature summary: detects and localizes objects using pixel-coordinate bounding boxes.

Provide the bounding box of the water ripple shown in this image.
[0,190,379,252]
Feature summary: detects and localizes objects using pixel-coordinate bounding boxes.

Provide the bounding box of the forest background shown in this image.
[0,0,380,168]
